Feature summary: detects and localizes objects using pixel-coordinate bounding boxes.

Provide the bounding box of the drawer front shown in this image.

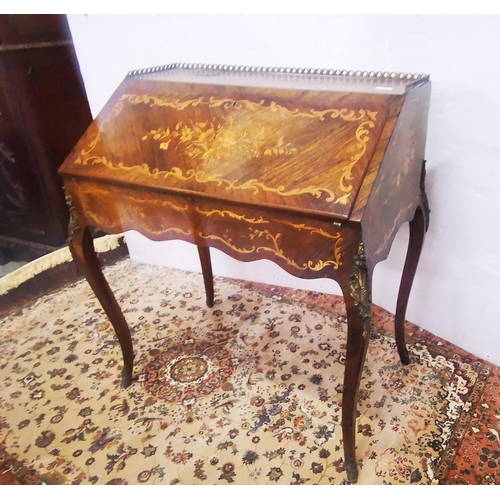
[68,181,195,244]
[66,180,348,280]
[193,199,344,279]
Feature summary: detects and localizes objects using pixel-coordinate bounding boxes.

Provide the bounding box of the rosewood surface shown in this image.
[58,64,432,483]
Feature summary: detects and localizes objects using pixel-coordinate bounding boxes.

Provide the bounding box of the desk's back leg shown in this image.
[69,225,134,388]
[395,205,427,365]
[339,243,373,484]
[197,245,214,308]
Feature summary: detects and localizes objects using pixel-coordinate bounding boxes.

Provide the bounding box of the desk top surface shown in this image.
[60,64,429,219]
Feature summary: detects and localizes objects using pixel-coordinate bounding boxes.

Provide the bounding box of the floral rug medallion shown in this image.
[143,339,237,407]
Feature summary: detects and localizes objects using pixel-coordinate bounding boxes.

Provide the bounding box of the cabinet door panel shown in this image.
[0,81,51,243]
[0,14,92,254]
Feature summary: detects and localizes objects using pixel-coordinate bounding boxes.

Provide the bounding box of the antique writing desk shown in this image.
[58,63,431,483]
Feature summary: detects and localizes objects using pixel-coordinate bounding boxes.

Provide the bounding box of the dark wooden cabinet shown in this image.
[0,14,92,263]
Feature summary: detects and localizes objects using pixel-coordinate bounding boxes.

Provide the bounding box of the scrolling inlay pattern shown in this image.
[76,185,343,271]
[75,95,378,205]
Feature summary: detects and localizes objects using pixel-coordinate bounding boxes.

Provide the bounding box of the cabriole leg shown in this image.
[197,245,214,308]
[395,205,427,365]
[339,243,373,483]
[68,224,134,388]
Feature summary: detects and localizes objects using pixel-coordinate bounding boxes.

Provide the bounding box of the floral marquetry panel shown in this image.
[60,71,407,220]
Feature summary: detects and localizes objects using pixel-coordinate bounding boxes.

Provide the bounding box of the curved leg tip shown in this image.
[206,297,214,308]
[120,368,133,389]
[398,348,411,365]
[345,462,359,483]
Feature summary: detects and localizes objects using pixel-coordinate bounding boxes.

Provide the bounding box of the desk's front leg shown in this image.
[68,223,134,388]
[339,242,373,483]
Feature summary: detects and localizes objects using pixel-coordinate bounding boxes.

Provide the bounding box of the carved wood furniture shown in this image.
[58,63,431,483]
[0,14,92,263]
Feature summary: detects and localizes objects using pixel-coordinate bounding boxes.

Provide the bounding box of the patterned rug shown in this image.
[0,256,499,485]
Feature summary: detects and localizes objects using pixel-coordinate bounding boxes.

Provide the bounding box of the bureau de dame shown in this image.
[58,63,432,483]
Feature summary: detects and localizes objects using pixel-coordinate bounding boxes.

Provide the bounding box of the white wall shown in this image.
[67,14,500,366]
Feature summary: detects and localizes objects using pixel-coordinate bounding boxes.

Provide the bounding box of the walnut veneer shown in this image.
[58,64,432,483]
